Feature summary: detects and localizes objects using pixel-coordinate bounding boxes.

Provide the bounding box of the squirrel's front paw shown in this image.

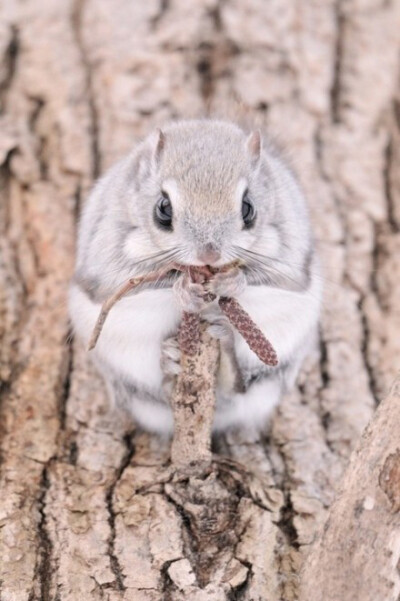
[206,267,247,299]
[173,273,208,313]
[161,336,181,398]
[205,313,235,347]
[160,336,181,377]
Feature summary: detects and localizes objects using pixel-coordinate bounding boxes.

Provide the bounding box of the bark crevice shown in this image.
[105,431,135,591]
[71,0,101,179]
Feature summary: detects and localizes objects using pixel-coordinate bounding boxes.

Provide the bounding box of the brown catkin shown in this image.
[178,311,201,356]
[218,297,278,366]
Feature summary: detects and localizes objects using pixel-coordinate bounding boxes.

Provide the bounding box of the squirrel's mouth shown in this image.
[177,257,244,270]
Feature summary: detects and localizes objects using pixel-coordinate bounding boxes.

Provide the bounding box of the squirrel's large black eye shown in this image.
[242,190,256,227]
[155,191,173,229]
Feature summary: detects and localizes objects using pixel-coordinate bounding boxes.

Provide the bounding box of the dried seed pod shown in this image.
[178,311,201,356]
[218,297,278,366]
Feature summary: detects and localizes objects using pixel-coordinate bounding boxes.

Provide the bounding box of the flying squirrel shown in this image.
[69,119,322,434]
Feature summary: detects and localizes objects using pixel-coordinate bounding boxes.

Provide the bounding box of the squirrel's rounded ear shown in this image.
[246,130,262,164]
[153,128,165,164]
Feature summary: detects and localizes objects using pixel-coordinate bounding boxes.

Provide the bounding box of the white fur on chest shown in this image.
[69,284,181,392]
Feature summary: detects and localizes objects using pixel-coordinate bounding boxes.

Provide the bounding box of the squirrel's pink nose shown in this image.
[197,244,221,265]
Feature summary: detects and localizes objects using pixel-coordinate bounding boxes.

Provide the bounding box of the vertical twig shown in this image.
[170,320,220,472]
[86,264,278,474]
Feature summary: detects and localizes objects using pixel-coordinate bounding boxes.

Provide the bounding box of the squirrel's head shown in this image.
[122,120,298,273]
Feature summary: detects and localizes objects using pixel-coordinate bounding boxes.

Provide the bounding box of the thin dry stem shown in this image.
[87,268,173,350]
[170,322,220,471]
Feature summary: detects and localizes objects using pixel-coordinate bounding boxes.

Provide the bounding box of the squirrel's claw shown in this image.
[206,267,247,299]
[173,273,208,313]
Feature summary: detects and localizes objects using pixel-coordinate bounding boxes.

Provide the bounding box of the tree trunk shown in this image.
[299,376,400,601]
[0,1,399,600]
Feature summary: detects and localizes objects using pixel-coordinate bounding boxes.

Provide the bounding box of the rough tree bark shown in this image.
[300,375,400,601]
[0,1,400,600]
